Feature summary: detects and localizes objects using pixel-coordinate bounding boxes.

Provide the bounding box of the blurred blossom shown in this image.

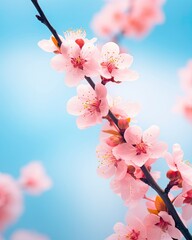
[174,60,192,123]
[0,174,23,231]
[18,162,52,195]
[11,230,50,240]
[91,0,165,39]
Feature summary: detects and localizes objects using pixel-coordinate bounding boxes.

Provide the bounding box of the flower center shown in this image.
[101,61,117,74]
[133,142,148,155]
[126,229,140,240]
[71,56,87,70]
[83,99,101,114]
[155,217,171,232]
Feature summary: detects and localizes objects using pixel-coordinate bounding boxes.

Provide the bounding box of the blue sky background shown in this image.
[0,0,192,239]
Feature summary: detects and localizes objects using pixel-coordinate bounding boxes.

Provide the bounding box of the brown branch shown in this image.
[31,1,192,239]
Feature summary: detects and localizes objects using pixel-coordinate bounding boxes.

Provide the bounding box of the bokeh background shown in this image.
[0,0,192,239]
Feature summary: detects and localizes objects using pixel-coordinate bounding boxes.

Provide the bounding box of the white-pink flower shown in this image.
[144,212,182,240]
[164,144,192,187]
[51,40,100,87]
[107,215,147,240]
[11,230,49,240]
[0,174,23,231]
[67,83,109,129]
[113,125,167,167]
[100,42,138,83]
[96,143,127,179]
[18,162,52,195]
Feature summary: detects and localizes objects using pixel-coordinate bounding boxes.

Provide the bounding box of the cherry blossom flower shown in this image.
[67,83,109,128]
[113,125,167,167]
[111,173,148,205]
[144,211,182,240]
[11,230,49,240]
[107,214,147,240]
[174,183,192,221]
[96,143,127,179]
[18,162,52,195]
[91,0,129,39]
[51,40,100,87]
[100,42,138,83]
[164,144,192,187]
[0,174,23,231]
[124,0,165,38]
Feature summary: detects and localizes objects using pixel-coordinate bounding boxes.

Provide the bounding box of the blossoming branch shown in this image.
[31,0,192,239]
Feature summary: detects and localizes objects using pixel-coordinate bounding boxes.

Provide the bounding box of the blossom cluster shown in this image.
[0,162,52,239]
[91,0,165,39]
[174,60,192,123]
[38,29,192,240]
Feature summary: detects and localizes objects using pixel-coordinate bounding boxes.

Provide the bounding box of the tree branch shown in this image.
[31,1,192,239]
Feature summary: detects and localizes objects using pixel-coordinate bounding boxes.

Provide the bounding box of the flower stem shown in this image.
[30,1,192,239]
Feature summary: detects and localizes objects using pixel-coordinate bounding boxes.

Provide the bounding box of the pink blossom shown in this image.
[164,144,192,187]
[174,183,192,221]
[144,212,182,240]
[67,83,109,128]
[111,174,148,205]
[107,215,147,240]
[0,174,23,231]
[18,162,52,195]
[91,0,129,38]
[124,0,165,38]
[100,42,138,83]
[11,230,49,240]
[179,60,192,93]
[96,143,127,179]
[51,39,100,87]
[113,125,167,167]
[174,95,192,123]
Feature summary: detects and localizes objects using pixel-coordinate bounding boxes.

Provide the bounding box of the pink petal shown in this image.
[143,125,160,144]
[51,54,66,71]
[38,39,57,52]
[112,69,139,82]
[124,125,142,144]
[168,226,182,239]
[117,53,133,68]
[182,204,192,220]
[149,142,167,158]
[67,96,85,116]
[101,42,120,60]
[95,83,107,99]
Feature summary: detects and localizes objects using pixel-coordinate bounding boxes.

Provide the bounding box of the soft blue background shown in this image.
[0,0,192,239]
